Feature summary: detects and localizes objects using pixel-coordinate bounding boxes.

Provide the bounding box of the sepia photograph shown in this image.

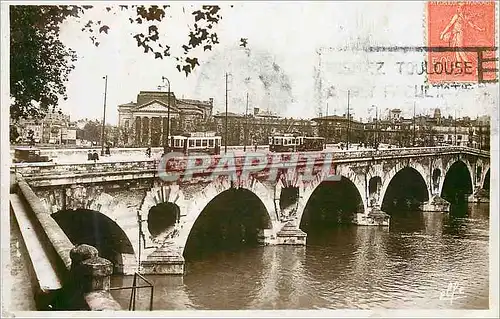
[1,1,498,317]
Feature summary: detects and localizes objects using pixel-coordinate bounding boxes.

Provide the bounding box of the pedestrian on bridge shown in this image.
[87,150,92,161]
[92,150,99,162]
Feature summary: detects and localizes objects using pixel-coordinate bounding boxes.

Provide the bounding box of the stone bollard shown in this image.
[66,244,121,311]
[81,255,114,293]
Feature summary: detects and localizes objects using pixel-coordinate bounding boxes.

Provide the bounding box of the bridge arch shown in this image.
[180,177,274,260]
[296,166,367,231]
[39,189,140,273]
[440,159,474,204]
[440,158,474,193]
[174,176,275,257]
[139,184,189,248]
[273,168,325,222]
[378,160,430,209]
[298,175,365,231]
[51,209,135,274]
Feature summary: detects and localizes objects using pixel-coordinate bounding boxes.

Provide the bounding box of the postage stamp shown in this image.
[426,1,496,83]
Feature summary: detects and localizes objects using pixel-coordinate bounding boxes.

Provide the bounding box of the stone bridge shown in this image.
[12,146,490,275]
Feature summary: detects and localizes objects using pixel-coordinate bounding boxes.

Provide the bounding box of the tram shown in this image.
[268,133,325,152]
[169,132,222,155]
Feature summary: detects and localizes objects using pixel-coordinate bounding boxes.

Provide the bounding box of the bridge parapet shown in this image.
[12,175,123,310]
[12,146,488,180]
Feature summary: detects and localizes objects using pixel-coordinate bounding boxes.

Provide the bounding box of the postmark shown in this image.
[426,1,497,83]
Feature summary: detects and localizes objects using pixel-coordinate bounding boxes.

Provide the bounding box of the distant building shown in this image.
[118,91,214,146]
[389,109,402,123]
[16,108,76,145]
[20,120,43,143]
[311,114,364,144]
[212,108,317,146]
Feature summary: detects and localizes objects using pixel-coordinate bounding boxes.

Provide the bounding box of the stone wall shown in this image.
[14,175,123,311]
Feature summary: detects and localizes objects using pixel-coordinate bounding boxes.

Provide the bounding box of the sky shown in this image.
[56,1,499,125]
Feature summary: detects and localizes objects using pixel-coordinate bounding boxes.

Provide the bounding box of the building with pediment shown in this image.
[118,91,214,146]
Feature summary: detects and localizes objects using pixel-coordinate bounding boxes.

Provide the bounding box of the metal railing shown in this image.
[109,272,154,311]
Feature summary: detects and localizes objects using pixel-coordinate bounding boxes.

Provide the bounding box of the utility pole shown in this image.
[100,75,108,156]
[244,92,249,152]
[454,110,457,146]
[413,102,416,147]
[479,124,483,150]
[161,76,171,154]
[373,105,378,149]
[346,90,350,150]
[326,102,329,144]
[225,72,228,154]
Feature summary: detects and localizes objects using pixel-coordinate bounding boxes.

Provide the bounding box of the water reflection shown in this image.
[110,204,489,310]
[183,247,267,309]
[111,274,192,310]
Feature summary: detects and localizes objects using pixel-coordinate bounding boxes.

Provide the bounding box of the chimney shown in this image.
[254,107,260,116]
[209,98,214,106]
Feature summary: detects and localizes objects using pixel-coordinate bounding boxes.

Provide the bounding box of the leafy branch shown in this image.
[10,4,248,122]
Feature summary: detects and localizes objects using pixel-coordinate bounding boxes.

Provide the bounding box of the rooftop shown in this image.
[213,112,244,118]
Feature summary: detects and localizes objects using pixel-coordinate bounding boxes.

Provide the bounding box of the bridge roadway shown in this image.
[9,144,408,165]
[11,145,491,277]
[12,146,488,184]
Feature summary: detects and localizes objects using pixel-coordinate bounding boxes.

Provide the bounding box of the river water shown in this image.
[110,203,489,310]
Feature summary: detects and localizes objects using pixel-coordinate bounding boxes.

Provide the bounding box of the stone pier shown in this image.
[141,243,185,275]
[276,222,307,245]
[468,188,490,204]
[420,195,451,212]
[354,207,390,226]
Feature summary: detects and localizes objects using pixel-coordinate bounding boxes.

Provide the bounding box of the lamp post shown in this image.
[161,76,171,154]
[412,102,416,147]
[244,92,249,152]
[100,75,108,156]
[224,72,229,154]
[454,110,457,146]
[346,90,350,150]
[372,105,378,149]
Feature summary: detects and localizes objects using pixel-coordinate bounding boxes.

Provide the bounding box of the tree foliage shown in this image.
[10,6,78,121]
[10,4,247,122]
[82,120,101,143]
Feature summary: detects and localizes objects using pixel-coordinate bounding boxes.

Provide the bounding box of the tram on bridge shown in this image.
[169,132,222,155]
[268,133,325,152]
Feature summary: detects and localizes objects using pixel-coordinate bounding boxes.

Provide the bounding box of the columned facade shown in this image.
[118,91,214,147]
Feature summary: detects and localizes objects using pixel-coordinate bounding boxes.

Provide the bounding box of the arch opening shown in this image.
[483,169,490,191]
[300,177,363,233]
[183,188,272,261]
[381,167,429,213]
[368,176,382,206]
[51,209,134,274]
[147,202,180,238]
[279,186,299,210]
[432,168,441,192]
[476,166,483,184]
[441,161,473,205]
